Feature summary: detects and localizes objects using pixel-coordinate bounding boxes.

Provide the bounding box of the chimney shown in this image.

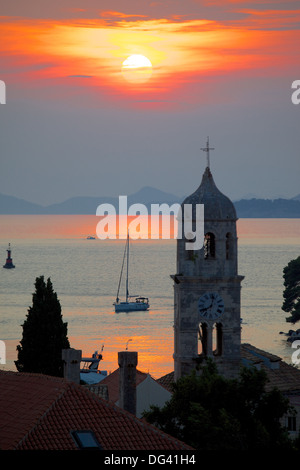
[62,348,82,384]
[118,351,137,415]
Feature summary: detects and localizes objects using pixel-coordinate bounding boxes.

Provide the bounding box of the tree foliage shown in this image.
[282,256,300,323]
[143,360,293,450]
[15,276,70,377]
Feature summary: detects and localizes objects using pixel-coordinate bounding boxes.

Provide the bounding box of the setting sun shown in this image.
[122,54,153,83]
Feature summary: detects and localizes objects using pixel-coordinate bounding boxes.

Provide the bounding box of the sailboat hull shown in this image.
[115,300,149,313]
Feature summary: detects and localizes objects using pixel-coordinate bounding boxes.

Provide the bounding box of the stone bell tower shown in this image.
[172,139,244,380]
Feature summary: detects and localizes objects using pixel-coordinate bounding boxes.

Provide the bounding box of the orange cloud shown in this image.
[229,8,300,30]
[100,10,148,19]
[1,10,299,107]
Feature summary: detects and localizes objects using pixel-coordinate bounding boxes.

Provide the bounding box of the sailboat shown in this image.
[113,232,149,313]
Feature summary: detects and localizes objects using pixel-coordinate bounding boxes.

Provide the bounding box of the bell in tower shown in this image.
[172,139,244,380]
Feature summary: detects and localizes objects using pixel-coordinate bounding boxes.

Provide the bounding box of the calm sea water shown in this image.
[0,216,299,379]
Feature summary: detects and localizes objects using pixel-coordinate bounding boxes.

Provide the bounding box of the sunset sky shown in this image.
[1,0,299,206]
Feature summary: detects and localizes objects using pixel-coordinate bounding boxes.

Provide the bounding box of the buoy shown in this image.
[3,243,15,269]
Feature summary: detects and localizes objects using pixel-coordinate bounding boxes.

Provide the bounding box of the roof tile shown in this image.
[0,370,192,450]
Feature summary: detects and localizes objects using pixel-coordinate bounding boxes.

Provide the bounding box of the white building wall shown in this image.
[136,375,172,418]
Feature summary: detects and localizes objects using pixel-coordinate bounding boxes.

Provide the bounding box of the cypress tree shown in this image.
[282,256,300,323]
[15,276,70,376]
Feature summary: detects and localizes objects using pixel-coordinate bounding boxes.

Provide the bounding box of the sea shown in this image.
[0,215,299,379]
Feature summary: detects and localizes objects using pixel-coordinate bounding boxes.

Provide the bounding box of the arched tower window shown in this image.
[198,323,208,356]
[213,323,223,356]
[204,232,215,259]
[226,232,233,260]
[185,238,195,260]
[198,322,223,357]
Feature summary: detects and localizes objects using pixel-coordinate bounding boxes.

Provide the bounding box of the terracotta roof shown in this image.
[100,368,148,403]
[0,370,192,450]
[260,360,300,393]
[157,343,300,395]
[157,371,175,393]
[241,343,281,364]
[241,343,300,393]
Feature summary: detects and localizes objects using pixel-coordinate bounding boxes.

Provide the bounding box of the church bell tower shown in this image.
[172,139,244,380]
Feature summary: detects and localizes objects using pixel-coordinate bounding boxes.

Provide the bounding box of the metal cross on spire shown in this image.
[201,137,214,169]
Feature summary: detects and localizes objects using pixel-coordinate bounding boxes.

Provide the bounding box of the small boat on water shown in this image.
[113,232,150,313]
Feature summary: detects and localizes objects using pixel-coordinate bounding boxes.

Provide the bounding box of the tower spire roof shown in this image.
[182,144,237,221]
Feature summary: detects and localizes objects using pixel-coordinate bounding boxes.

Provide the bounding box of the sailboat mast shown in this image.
[126,231,129,302]
[116,235,127,303]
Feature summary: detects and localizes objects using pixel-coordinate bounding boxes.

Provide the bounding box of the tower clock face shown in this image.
[198,292,224,320]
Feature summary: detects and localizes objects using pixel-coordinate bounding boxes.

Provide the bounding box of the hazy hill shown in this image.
[1,189,300,217]
[234,198,300,218]
[45,196,116,215]
[128,186,180,204]
[0,193,44,214]
[0,187,181,215]
[44,187,181,214]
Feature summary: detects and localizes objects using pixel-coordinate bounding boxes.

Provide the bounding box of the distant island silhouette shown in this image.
[0,187,300,218]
